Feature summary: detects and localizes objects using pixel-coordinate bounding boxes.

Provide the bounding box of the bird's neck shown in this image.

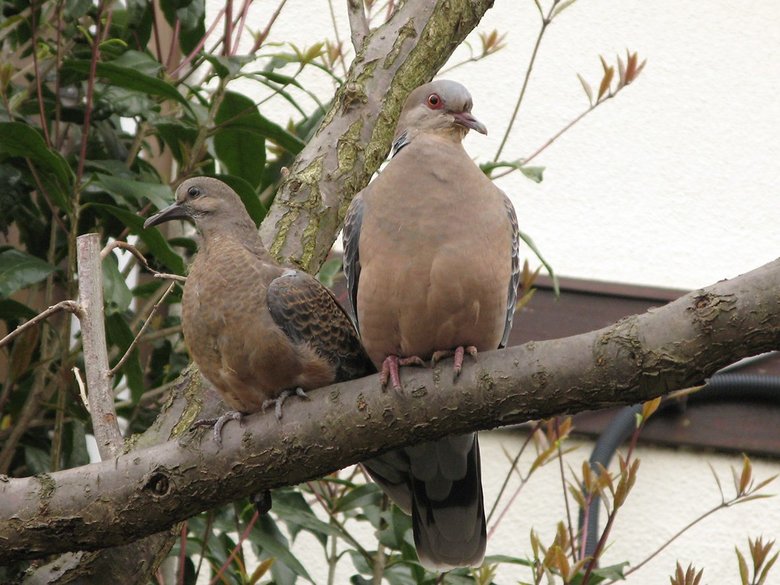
[392,127,465,155]
[198,218,269,257]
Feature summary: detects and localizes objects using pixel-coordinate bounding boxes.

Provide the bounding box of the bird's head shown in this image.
[143,177,255,236]
[394,80,487,144]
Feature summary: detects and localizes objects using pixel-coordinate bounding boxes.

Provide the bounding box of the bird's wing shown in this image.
[342,193,364,326]
[267,270,374,382]
[500,192,521,349]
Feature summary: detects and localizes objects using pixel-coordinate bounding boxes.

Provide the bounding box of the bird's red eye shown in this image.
[426,93,442,109]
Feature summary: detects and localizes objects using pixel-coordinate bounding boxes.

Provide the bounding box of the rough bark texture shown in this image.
[13,1,496,581]
[259,0,496,272]
[3,257,779,563]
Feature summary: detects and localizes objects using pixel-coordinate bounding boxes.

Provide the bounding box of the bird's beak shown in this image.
[452,111,488,135]
[143,201,189,229]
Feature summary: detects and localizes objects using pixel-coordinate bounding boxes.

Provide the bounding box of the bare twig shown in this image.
[347,0,369,52]
[73,366,88,411]
[492,0,559,162]
[208,511,260,585]
[250,0,289,53]
[0,300,82,349]
[75,0,107,183]
[101,240,186,283]
[109,282,176,377]
[169,8,226,78]
[77,233,123,459]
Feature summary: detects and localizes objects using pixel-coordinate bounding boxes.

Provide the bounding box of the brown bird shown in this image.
[144,177,374,440]
[343,80,520,569]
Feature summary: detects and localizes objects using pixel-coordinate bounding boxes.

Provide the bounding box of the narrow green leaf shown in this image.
[0,299,38,321]
[0,122,74,209]
[214,174,266,227]
[216,91,304,155]
[63,420,90,468]
[102,252,133,313]
[520,165,545,183]
[0,249,56,297]
[202,54,253,78]
[24,446,51,474]
[251,514,314,583]
[62,60,192,114]
[517,228,559,297]
[214,92,267,188]
[95,173,173,210]
[105,313,145,399]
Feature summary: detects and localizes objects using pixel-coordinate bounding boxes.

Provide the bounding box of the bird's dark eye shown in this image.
[426,93,442,109]
[187,186,201,198]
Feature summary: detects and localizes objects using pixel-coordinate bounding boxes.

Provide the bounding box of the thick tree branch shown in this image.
[259,0,495,271]
[2,258,779,563]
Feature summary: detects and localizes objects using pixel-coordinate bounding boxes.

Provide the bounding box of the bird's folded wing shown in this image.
[267,270,375,382]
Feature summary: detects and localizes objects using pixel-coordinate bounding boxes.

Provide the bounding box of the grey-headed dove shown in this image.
[343,80,520,569]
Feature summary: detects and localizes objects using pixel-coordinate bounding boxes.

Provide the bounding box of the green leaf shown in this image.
[517,228,559,297]
[0,249,56,298]
[25,446,51,474]
[102,252,133,314]
[479,160,545,183]
[483,554,533,566]
[124,0,154,49]
[91,203,186,274]
[251,514,314,583]
[160,0,205,54]
[335,482,382,513]
[66,0,93,20]
[150,118,198,165]
[0,299,37,321]
[111,49,163,77]
[316,257,343,288]
[214,174,266,227]
[217,91,305,156]
[94,173,173,210]
[214,92,267,188]
[0,122,74,209]
[105,313,144,400]
[202,54,252,78]
[519,165,545,183]
[63,420,90,468]
[570,561,628,584]
[270,490,333,548]
[62,60,192,114]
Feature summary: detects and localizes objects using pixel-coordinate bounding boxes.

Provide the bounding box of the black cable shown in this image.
[579,361,780,558]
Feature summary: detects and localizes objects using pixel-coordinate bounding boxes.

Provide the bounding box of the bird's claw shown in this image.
[263,387,309,420]
[380,354,427,391]
[431,346,478,380]
[192,411,244,447]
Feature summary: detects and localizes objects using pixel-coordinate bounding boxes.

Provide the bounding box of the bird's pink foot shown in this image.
[192,410,244,447]
[380,354,427,390]
[263,387,309,420]
[431,345,478,379]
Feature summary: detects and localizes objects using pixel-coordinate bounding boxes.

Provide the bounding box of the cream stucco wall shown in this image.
[200,1,780,583]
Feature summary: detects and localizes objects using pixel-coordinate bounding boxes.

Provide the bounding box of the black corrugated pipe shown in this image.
[579,356,780,559]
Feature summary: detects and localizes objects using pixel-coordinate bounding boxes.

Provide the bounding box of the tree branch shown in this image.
[0,300,82,349]
[2,257,779,563]
[346,0,369,52]
[259,0,495,272]
[76,234,123,459]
